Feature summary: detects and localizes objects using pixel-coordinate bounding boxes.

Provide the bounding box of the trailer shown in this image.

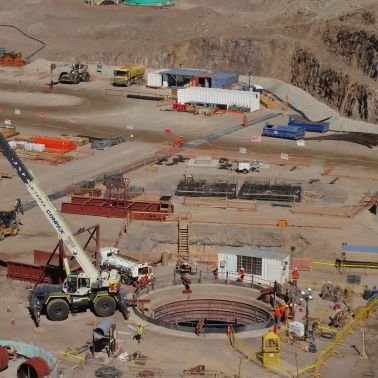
[288,116,329,133]
[262,125,305,140]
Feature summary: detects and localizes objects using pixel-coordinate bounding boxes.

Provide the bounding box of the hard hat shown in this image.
[294,267,298,271]
[240,267,245,270]
[285,305,289,308]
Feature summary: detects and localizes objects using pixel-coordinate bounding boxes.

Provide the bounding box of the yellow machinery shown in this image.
[257,330,280,366]
[113,64,145,86]
[0,208,19,240]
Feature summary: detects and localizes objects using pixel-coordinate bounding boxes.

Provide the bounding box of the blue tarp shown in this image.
[342,245,378,254]
[210,72,239,88]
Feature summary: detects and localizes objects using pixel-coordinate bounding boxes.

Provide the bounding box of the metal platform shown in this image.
[61,195,173,220]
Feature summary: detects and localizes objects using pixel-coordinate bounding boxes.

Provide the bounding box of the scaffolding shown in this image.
[238,180,301,203]
[176,177,237,199]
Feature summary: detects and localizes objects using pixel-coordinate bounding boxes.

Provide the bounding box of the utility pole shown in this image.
[248,70,253,90]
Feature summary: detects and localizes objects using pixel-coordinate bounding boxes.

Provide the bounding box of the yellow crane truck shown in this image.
[113,64,145,86]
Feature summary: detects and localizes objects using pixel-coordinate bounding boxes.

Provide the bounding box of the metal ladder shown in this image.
[178,218,189,260]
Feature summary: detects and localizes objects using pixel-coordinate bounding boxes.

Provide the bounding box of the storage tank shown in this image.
[125,0,175,5]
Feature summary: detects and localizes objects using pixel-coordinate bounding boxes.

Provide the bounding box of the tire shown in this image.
[0,232,4,241]
[46,299,69,321]
[74,75,80,84]
[93,296,116,317]
[11,227,18,236]
[59,72,68,81]
[243,169,248,174]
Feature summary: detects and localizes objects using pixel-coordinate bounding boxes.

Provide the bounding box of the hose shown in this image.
[0,24,46,60]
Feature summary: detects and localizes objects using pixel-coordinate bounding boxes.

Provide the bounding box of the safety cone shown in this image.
[242,114,248,127]
[7,305,11,313]
[226,322,231,337]
[10,316,15,326]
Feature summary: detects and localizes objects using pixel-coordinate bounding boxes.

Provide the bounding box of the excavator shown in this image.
[0,133,129,326]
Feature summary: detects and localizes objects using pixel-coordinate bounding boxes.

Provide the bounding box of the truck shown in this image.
[59,62,90,84]
[288,116,329,133]
[0,133,129,326]
[113,64,145,86]
[262,124,305,140]
[218,158,265,174]
[99,247,153,286]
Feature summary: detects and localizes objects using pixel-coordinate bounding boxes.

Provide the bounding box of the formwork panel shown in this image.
[176,178,237,199]
[238,180,301,202]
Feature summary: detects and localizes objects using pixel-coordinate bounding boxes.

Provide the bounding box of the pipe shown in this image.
[93,317,113,340]
[17,357,50,378]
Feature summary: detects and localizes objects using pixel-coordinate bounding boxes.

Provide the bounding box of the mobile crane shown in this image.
[0,133,129,326]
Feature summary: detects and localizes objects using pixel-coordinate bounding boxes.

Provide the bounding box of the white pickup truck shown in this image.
[99,247,153,286]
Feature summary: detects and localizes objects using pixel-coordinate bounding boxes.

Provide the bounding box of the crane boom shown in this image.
[0,133,99,280]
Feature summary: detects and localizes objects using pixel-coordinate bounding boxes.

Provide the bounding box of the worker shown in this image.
[238,267,245,282]
[179,135,185,146]
[274,305,282,326]
[292,267,299,287]
[133,324,143,343]
[283,304,290,324]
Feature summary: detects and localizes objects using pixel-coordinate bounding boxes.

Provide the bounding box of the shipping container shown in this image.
[217,246,290,285]
[177,87,260,112]
[288,116,329,133]
[146,71,163,88]
[262,125,305,140]
[210,72,239,89]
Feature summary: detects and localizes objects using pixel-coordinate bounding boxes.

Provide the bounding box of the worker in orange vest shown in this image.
[292,267,299,287]
[274,305,282,326]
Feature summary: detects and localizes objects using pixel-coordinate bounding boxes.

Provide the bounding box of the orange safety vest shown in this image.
[274,307,281,317]
[292,270,299,280]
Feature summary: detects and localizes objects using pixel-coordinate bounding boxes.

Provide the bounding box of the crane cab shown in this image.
[62,273,92,296]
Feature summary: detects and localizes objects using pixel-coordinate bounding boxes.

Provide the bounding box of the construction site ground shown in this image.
[0,64,377,377]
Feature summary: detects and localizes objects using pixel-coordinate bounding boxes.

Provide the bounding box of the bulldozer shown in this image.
[59,62,90,84]
[0,199,23,241]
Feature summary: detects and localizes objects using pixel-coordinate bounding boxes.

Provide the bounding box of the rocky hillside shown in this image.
[0,0,377,123]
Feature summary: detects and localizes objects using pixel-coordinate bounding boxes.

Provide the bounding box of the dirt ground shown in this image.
[0,63,377,377]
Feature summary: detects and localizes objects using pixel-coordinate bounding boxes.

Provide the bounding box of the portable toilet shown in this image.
[258,330,280,366]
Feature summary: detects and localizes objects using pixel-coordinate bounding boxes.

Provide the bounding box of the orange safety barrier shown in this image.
[32,136,77,152]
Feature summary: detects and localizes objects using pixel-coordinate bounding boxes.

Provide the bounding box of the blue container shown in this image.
[262,125,305,140]
[288,116,329,133]
[210,72,239,89]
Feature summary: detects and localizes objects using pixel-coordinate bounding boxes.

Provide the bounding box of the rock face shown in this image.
[323,29,377,79]
[291,48,377,123]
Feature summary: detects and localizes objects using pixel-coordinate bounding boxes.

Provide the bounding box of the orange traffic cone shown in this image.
[242,114,248,127]
[226,322,231,337]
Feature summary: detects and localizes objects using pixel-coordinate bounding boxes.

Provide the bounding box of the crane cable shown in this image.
[0,24,46,60]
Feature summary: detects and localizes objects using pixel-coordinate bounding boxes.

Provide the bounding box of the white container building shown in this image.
[177,87,260,112]
[217,246,290,285]
[147,71,164,88]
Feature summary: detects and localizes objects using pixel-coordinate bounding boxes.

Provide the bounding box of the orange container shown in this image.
[32,136,77,152]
